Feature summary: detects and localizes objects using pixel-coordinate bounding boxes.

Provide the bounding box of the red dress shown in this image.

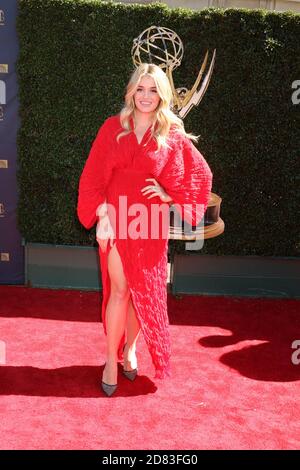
[77,114,213,378]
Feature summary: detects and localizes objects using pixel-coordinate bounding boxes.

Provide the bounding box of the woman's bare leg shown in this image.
[124,297,141,371]
[102,243,130,385]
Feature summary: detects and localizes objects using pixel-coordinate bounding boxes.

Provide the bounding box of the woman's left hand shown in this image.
[141,178,172,203]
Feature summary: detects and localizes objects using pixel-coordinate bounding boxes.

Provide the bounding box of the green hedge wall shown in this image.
[16,0,300,257]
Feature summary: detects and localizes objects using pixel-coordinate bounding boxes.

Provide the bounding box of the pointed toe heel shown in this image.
[101,381,117,397]
[123,368,138,382]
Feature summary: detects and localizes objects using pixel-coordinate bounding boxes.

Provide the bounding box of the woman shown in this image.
[77,63,213,396]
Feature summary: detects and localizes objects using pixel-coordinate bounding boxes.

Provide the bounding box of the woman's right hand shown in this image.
[96,213,115,253]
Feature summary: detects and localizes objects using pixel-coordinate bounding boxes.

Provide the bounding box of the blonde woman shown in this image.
[77,63,213,396]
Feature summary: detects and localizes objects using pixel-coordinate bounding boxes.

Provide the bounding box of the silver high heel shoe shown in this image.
[122,343,138,381]
[123,368,138,381]
[101,363,117,396]
[101,381,117,397]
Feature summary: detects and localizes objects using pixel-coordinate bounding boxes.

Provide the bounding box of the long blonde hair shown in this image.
[116,63,199,151]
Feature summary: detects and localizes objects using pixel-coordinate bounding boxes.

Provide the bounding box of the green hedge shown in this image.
[16,0,300,257]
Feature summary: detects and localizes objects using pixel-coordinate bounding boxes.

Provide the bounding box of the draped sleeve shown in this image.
[77,118,114,229]
[157,132,213,227]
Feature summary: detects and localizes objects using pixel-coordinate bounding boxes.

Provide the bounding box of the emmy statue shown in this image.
[131,26,224,241]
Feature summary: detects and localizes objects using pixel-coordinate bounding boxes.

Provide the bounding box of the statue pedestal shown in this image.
[169,192,224,240]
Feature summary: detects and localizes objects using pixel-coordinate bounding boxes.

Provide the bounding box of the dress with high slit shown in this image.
[77,114,213,378]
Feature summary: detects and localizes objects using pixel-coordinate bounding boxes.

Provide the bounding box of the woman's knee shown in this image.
[110,282,130,302]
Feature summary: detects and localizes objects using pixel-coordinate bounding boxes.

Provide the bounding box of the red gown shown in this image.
[77,114,213,379]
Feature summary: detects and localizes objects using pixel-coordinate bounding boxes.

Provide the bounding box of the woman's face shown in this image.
[133,75,161,116]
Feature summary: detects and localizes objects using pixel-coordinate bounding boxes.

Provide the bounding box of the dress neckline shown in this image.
[130,117,153,146]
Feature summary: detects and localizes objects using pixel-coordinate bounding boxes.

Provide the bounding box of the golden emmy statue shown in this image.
[132,26,224,241]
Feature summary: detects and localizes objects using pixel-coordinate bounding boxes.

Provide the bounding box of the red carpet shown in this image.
[0,285,299,450]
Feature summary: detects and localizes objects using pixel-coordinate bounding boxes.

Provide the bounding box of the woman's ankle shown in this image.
[123,345,137,370]
[105,356,118,366]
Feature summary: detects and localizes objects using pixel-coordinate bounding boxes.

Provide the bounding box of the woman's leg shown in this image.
[102,243,130,385]
[124,297,141,371]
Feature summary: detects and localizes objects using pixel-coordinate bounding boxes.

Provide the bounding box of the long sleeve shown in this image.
[157,133,213,227]
[77,118,114,229]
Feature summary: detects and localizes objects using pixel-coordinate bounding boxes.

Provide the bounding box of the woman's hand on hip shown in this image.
[96,214,115,253]
[141,178,172,203]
